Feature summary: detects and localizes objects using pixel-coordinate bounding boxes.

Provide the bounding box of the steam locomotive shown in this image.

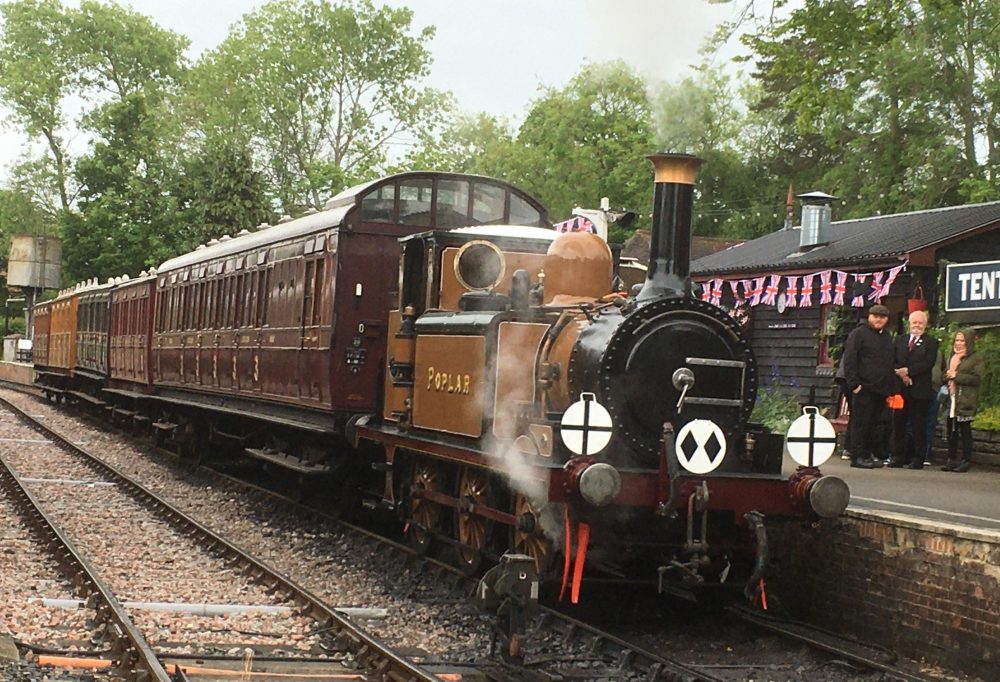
[31,155,849,602]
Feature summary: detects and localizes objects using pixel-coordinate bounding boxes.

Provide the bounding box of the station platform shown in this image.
[0,361,33,386]
[823,456,1000,533]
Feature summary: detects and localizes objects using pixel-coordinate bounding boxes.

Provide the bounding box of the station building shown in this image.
[689,196,1000,410]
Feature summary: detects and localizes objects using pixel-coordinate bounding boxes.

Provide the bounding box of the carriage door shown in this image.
[299,236,329,405]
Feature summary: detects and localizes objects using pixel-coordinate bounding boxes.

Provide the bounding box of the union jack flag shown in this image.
[819,271,833,304]
[761,275,781,306]
[700,281,712,302]
[729,279,743,303]
[553,216,595,234]
[851,274,869,307]
[799,274,815,307]
[784,276,799,308]
[833,271,848,305]
[868,272,885,301]
[710,279,724,306]
[880,264,905,298]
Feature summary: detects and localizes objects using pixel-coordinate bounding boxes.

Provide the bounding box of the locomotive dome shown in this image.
[543,231,613,304]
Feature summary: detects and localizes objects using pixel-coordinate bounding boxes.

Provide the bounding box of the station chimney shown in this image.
[797,191,837,250]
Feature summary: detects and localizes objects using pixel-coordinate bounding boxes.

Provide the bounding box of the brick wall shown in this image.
[766,511,1000,678]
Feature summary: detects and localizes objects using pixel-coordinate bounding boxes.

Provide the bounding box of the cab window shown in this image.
[510,194,542,226]
[360,184,395,222]
[398,179,433,226]
[472,183,505,224]
[435,179,470,228]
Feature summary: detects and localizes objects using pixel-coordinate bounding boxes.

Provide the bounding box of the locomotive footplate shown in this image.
[243,447,333,475]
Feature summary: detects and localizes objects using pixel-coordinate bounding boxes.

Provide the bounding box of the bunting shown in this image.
[728,279,743,303]
[880,264,905,299]
[819,271,833,304]
[868,272,885,302]
[761,275,781,306]
[833,271,848,305]
[799,274,815,307]
[784,276,799,308]
[710,279,724,306]
[553,216,595,234]
[692,261,908,310]
[851,274,868,307]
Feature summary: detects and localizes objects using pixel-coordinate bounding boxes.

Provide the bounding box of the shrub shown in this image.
[973,404,1000,432]
[750,385,802,434]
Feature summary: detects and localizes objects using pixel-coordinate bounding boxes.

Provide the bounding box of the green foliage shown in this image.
[189,0,443,212]
[65,95,187,282]
[173,139,273,248]
[818,306,861,366]
[750,384,802,434]
[972,404,1000,432]
[973,328,1000,410]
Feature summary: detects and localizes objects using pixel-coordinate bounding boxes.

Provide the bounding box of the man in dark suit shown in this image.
[843,304,897,468]
[888,310,940,469]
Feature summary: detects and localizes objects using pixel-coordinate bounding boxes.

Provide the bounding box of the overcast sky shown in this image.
[0,0,748,179]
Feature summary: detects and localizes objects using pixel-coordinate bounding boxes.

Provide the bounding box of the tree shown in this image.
[401,106,519,177]
[741,0,979,218]
[0,0,77,212]
[510,61,655,229]
[174,138,274,248]
[189,0,444,213]
[56,3,190,282]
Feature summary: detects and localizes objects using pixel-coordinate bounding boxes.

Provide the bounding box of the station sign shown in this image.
[945,260,1000,312]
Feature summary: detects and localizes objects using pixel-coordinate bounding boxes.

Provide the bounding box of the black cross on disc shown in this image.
[560,393,613,456]
[785,407,837,467]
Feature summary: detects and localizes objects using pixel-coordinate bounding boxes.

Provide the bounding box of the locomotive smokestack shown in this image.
[636,153,703,303]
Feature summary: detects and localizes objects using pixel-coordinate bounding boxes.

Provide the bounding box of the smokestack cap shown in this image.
[797,191,838,205]
[647,152,702,185]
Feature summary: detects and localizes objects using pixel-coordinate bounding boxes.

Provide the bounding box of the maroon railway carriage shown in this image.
[102,273,158,427]
[146,171,548,470]
[74,282,112,396]
[31,300,52,370]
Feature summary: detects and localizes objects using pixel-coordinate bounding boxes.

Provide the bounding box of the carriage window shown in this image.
[435,180,470,228]
[510,194,542,226]
[360,184,396,222]
[313,259,325,326]
[303,261,315,327]
[398,178,433,226]
[257,268,270,327]
[472,183,505,224]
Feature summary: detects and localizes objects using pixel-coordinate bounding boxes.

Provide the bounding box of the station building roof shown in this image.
[692,200,1000,276]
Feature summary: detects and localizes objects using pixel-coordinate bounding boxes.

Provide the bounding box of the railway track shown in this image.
[1,385,947,682]
[0,393,465,682]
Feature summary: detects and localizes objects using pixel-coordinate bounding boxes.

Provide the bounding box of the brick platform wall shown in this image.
[766,511,1000,679]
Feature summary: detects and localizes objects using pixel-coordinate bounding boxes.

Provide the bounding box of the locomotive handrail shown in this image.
[685,356,747,368]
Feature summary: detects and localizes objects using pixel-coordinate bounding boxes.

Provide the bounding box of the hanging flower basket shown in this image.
[907,285,928,314]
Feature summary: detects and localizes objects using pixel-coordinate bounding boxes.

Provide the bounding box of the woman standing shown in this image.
[942,329,983,472]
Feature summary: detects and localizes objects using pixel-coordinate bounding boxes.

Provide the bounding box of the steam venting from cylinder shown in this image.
[636,153,703,304]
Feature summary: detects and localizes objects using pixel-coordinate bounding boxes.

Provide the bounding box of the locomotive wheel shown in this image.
[454,466,493,575]
[512,494,555,575]
[408,460,442,554]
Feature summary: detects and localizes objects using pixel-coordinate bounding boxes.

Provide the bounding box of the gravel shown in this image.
[0,398,330,657]
[1,389,985,682]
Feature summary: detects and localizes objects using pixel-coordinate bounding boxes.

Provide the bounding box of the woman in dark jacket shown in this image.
[942,329,984,472]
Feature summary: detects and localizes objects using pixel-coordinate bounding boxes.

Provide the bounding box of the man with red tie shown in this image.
[888,310,940,469]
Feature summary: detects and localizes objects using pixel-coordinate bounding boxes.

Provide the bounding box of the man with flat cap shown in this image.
[888,310,939,469]
[843,304,898,468]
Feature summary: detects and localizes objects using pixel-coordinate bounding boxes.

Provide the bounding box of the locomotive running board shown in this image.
[243,447,333,475]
